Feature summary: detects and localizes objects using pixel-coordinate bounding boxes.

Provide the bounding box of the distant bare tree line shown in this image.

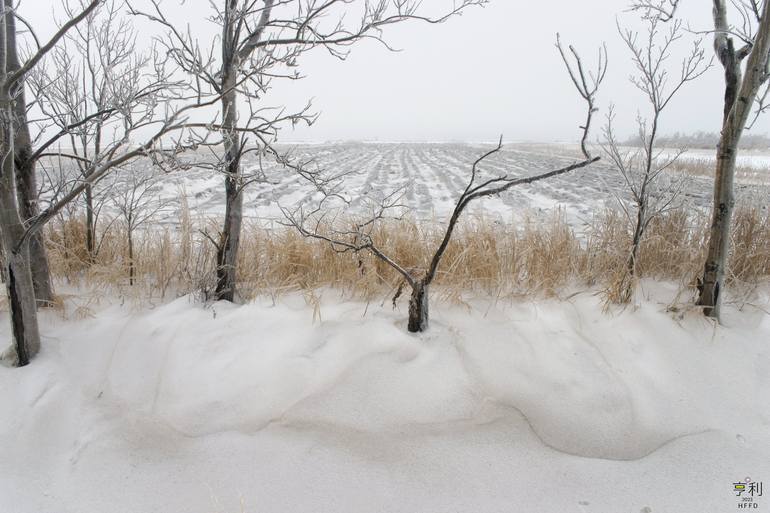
[624,131,770,149]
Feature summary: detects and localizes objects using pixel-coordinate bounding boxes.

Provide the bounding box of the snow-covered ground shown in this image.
[1,283,769,513]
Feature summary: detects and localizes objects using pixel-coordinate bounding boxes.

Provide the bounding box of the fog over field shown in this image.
[17,0,770,142]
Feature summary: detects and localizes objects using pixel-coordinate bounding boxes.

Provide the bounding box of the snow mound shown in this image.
[5,289,768,456]
[1,285,769,512]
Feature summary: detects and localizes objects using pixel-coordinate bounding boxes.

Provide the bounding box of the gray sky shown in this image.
[19,0,770,143]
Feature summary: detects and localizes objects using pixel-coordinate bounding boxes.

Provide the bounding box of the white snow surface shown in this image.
[1,283,769,513]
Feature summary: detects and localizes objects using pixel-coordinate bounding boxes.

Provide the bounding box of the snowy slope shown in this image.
[1,283,769,513]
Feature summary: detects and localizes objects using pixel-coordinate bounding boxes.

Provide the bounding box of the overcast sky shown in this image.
[18,0,770,143]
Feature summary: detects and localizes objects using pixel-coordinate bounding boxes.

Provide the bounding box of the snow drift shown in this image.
[1,284,769,512]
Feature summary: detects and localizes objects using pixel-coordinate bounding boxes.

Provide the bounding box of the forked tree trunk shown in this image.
[698,1,770,320]
[697,36,741,320]
[214,73,243,302]
[622,108,658,301]
[5,0,53,305]
[407,281,429,333]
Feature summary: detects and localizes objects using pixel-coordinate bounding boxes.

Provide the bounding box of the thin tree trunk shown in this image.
[407,281,429,333]
[5,0,53,305]
[214,63,243,302]
[85,183,95,260]
[86,121,103,262]
[615,206,646,304]
[628,203,645,275]
[60,216,70,280]
[626,110,657,285]
[211,0,275,302]
[127,226,134,286]
[215,166,242,301]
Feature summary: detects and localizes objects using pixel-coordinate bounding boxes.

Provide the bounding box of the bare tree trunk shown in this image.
[86,119,103,262]
[85,183,95,260]
[698,1,770,320]
[628,203,645,274]
[698,132,739,318]
[0,0,129,365]
[0,239,41,367]
[408,281,429,333]
[0,95,40,367]
[60,216,69,276]
[626,109,659,286]
[215,165,242,301]
[698,37,741,319]
[127,225,134,286]
[214,39,243,302]
[15,154,54,303]
[5,0,53,304]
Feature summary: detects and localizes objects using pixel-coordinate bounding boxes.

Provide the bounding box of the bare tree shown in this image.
[36,161,103,273]
[696,0,770,320]
[3,89,235,366]
[602,6,709,303]
[1,0,273,366]
[284,37,606,332]
[633,0,770,319]
[1,0,485,365]
[109,171,166,286]
[129,0,487,303]
[4,0,55,304]
[28,0,152,263]
[0,0,101,367]
[629,0,680,22]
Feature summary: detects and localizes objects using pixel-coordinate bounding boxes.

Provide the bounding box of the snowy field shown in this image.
[93,142,770,228]
[1,283,769,513]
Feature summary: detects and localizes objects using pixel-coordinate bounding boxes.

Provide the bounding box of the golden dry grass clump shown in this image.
[670,157,770,182]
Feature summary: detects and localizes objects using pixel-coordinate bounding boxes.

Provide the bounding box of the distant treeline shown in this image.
[625,131,770,150]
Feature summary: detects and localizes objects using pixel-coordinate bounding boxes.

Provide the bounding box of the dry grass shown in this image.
[41,204,770,307]
[670,157,770,182]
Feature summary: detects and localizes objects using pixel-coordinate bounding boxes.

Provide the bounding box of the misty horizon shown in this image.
[19,0,770,143]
